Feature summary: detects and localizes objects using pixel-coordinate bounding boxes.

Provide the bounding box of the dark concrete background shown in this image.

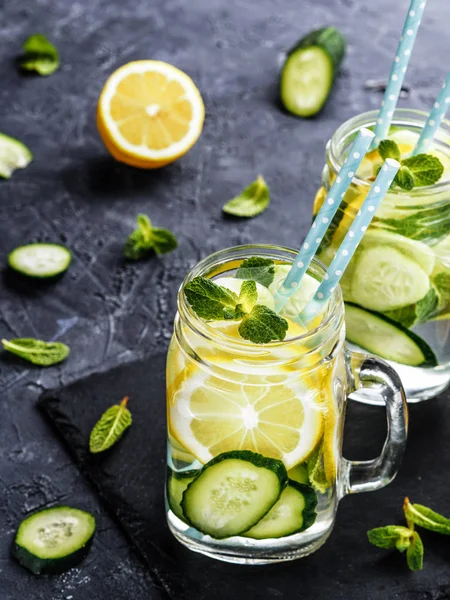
[1,0,450,598]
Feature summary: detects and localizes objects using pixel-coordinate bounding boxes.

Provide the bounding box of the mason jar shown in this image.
[314,109,450,402]
[166,244,407,564]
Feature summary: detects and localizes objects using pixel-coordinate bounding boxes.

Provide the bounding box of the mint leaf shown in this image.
[434,272,450,309]
[2,338,69,366]
[378,203,450,244]
[239,280,258,313]
[402,154,444,187]
[379,139,401,161]
[185,276,239,320]
[235,257,275,287]
[404,497,450,535]
[90,396,132,453]
[394,165,414,191]
[18,34,59,76]
[124,214,177,259]
[406,531,424,571]
[223,175,270,217]
[367,525,412,550]
[386,287,439,328]
[238,305,288,343]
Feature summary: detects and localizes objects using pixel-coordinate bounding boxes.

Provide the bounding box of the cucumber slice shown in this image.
[167,469,198,522]
[8,243,72,278]
[288,462,309,485]
[0,133,32,179]
[181,450,288,539]
[13,506,96,575]
[345,302,437,367]
[243,481,317,539]
[268,265,319,320]
[280,27,346,117]
[350,245,430,312]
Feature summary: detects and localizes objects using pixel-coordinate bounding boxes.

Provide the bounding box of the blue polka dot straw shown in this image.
[274,127,375,314]
[413,72,450,155]
[300,158,400,325]
[372,0,428,148]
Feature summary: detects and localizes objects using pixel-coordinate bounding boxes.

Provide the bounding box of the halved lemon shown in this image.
[169,370,324,470]
[97,60,204,168]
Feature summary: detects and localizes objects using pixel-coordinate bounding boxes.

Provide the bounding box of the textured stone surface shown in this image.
[1,0,450,598]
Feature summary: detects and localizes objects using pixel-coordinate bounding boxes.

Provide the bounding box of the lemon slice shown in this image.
[97,60,204,168]
[169,371,323,470]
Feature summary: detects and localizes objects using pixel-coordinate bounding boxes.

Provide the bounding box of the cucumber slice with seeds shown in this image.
[0,133,32,179]
[181,450,288,539]
[8,243,72,278]
[13,506,96,575]
[243,480,317,539]
[280,27,346,117]
[167,469,198,522]
[345,302,437,367]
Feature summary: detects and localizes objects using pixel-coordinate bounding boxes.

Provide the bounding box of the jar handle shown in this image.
[340,354,408,496]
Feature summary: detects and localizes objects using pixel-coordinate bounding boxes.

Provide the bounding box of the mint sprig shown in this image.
[184,276,288,343]
[124,214,177,260]
[235,257,275,288]
[367,496,450,571]
[18,34,59,76]
[376,139,444,190]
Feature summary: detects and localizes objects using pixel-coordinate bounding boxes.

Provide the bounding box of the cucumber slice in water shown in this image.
[243,481,317,539]
[0,133,32,179]
[268,265,319,320]
[167,469,198,521]
[280,27,346,117]
[13,506,96,575]
[345,302,437,367]
[8,243,72,278]
[181,450,288,539]
[350,245,430,312]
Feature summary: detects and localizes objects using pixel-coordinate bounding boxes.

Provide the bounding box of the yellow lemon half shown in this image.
[97,60,204,168]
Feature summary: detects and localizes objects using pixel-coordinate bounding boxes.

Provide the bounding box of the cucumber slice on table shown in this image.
[0,133,32,179]
[181,450,288,539]
[243,481,317,539]
[167,469,198,521]
[8,243,72,278]
[350,245,430,312]
[280,27,346,117]
[13,506,96,575]
[345,302,437,367]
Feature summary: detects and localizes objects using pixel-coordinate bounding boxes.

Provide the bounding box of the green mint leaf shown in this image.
[401,154,444,187]
[222,175,270,217]
[367,525,412,550]
[124,214,177,259]
[90,396,132,453]
[394,165,415,191]
[2,338,69,366]
[406,531,424,571]
[404,497,450,534]
[378,139,401,161]
[434,272,450,309]
[235,257,275,287]
[238,305,288,343]
[18,34,59,76]
[239,280,258,313]
[306,441,330,493]
[185,276,239,320]
[378,202,450,244]
[386,287,439,328]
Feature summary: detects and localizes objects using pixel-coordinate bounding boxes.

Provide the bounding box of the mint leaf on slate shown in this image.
[2,338,70,366]
[90,396,132,453]
[401,154,444,187]
[404,497,450,535]
[367,525,413,550]
[185,277,239,320]
[223,175,270,217]
[406,531,424,571]
[378,139,401,161]
[238,305,288,343]
[238,280,258,313]
[18,34,59,76]
[394,165,415,191]
[124,214,177,259]
[235,257,275,287]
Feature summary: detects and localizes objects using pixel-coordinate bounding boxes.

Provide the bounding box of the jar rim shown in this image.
[177,244,344,353]
[329,108,450,196]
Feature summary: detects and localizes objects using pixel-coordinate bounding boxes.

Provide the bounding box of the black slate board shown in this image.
[40,355,450,600]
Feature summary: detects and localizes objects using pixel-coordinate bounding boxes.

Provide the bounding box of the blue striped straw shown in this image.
[301,158,400,324]
[413,72,450,155]
[274,127,375,314]
[372,0,428,148]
